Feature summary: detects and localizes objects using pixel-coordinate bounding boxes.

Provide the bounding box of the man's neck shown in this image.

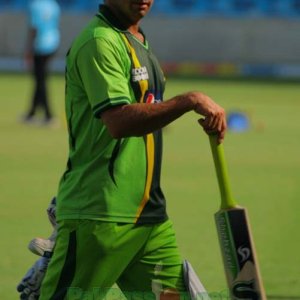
[128,25,145,43]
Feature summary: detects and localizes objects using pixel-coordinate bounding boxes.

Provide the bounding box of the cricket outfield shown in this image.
[0,73,299,299]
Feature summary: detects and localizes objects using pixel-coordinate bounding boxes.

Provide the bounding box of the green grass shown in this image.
[1,73,300,299]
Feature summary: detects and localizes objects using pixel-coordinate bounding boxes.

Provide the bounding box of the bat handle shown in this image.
[209,135,237,209]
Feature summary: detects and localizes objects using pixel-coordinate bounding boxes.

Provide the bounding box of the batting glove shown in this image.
[28,197,57,257]
[17,256,50,300]
[46,197,57,228]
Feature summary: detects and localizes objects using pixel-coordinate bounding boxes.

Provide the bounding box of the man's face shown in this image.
[105,0,154,25]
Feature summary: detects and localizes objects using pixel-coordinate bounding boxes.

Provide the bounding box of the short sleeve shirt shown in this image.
[56,5,167,224]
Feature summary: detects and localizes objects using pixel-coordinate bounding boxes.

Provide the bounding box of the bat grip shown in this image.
[209,135,237,209]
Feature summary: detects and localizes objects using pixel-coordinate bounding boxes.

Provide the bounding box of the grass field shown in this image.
[0,73,299,299]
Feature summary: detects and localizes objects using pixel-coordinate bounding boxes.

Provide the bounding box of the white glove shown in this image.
[17,257,50,300]
[17,197,57,299]
[28,197,57,257]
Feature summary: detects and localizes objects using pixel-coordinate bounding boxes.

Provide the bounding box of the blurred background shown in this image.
[1,0,300,78]
[0,1,300,300]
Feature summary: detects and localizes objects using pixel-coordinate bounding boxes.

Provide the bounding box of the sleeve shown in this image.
[76,37,132,118]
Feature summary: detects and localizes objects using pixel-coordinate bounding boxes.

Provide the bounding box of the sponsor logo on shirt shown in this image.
[132,66,149,82]
[145,93,161,104]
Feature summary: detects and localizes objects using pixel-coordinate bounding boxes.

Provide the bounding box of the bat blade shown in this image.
[208,135,266,300]
[215,207,266,300]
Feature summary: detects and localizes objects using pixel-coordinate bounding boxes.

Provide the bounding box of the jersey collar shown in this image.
[97,5,128,32]
[97,5,146,39]
[96,4,148,48]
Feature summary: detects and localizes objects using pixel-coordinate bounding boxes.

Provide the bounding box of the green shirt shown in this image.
[56,5,167,224]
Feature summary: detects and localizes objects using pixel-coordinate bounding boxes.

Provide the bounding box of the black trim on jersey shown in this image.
[62,158,72,181]
[93,97,131,118]
[69,99,76,150]
[108,139,122,186]
[65,50,76,151]
[50,231,77,300]
[93,98,111,112]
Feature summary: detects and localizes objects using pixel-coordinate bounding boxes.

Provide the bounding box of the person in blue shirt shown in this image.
[23,0,61,125]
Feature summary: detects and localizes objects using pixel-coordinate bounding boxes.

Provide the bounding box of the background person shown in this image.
[22,0,61,125]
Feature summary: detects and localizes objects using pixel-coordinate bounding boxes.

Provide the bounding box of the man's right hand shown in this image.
[187,91,227,144]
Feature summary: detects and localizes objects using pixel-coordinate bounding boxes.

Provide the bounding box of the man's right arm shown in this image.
[101,91,227,144]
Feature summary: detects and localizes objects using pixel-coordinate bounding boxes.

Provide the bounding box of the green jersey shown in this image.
[56,5,167,224]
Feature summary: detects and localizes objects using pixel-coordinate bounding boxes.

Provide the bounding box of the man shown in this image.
[36,0,226,299]
[23,0,60,125]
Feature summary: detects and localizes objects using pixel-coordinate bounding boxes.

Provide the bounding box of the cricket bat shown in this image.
[209,135,266,300]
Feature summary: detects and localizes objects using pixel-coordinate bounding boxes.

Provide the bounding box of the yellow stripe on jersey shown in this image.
[121,34,148,103]
[135,133,155,222]
[121,33,154,223]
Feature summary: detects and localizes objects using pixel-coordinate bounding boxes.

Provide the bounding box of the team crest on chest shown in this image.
[132,66,149,82]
